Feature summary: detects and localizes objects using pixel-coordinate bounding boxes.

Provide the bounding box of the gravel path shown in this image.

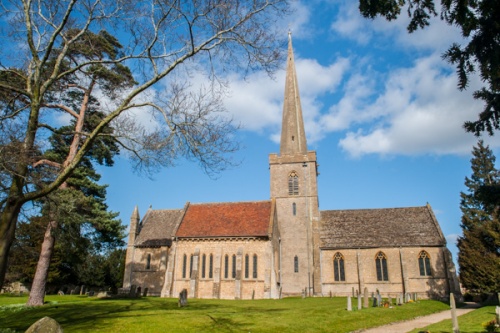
[357,304,479,333]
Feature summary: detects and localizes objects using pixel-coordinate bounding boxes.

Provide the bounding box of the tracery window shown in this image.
[209,254,213,279]
[232,254,237,279]
[253,254,258,279]
[375,252,389,281]
[146,254,151,270]
[333,252,345,281]
[201,254,206,278]
[288,171,299,195]
[182,254,187,278]
[418,251,432,276]
[294,255,299,273]
[245,254,249,279]
[224,254,229,279]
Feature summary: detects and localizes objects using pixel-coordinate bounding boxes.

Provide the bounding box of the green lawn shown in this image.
[408,306,499,333]
[0,295,453,333]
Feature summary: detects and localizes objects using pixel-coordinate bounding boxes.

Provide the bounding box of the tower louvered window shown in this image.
[209,254,213,278]
[333,252,345,281]
[292,202,296,216]
[294,255,299,273]
[418,251,432,276]
[375,252,389,281]
[288,171,299,195]
[146,254,151,270]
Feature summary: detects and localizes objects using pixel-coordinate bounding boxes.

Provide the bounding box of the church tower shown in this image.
[269,33,321,296]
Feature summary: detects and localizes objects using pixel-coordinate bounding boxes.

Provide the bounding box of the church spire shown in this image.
[280,32,307,156]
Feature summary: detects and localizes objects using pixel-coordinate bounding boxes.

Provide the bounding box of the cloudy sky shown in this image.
[97,0,500,265]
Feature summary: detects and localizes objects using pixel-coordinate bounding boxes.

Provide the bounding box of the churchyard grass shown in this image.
[0,295,451,332]
[408,306,498,333]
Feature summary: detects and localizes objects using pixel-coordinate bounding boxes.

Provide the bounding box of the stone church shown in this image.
[123,34,460,300]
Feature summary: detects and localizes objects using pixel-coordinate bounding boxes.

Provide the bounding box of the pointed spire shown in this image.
[280,32,307,156]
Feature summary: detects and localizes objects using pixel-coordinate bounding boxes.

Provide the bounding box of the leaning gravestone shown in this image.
[347,296,352,311]
[178,289,188,307]
[357,294,362,310]
[25,316,63,333]
[450,293,459,333]
[80,286,85,296]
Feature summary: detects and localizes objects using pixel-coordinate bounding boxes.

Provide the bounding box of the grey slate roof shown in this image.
[134,209,184,247]
[319,204,446,249]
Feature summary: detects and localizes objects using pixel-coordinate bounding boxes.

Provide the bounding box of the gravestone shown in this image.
[377,294,382,307]
[352,287,355,298]
[363,287,369,308]
[495,306,499,325]
[178,289,188,307]
[388,296,392,306]
[143,288,148,297]
[57,290,64,296]
[129,285,136,297]
[80,285,85,296]
[357,294,362,310]
[398,293,403,305]
[302,288,306,299]
[347,296,352,311]
[25,317,63,333]
[136,287,142,298]
[405,293,410,303]
[329,291,332,298]
[372,295,378,308]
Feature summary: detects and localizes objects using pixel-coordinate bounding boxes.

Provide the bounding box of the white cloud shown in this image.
[337,53,497,157]
[446,233,460,246]
[329,0,464,52]
[223,56,350,143]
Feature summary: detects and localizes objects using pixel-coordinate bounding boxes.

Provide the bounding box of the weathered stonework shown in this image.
[122,33,460,301]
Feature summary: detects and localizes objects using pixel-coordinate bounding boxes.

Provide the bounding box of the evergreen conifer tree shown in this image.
[457,140,500,293]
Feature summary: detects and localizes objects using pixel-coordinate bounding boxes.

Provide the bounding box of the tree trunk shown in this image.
[26,220,58,306]
[0,200,22,290]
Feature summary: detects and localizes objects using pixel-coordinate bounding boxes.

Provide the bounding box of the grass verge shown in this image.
[0,295,451,333]
[408,306,498,333]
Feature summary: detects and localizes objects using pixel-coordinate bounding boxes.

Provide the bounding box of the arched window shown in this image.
[288,171,299,195]
[224,254,229,279]
[182,254,187,278]
[294,255,299,273]
[201,254,206,278]
[232,254,237,279]
[189,254,194,278]
[418,251,432,276]
[146,253,151,270]
[209,254,213,279]
[292,202,297,216]
[375,252,389,281]
[253,254,258,279]
[333,252,345,281]
[245,254,249,279]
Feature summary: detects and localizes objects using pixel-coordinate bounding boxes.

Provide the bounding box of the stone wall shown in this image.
[126,246,169,296]
[320,246,452,299]
[171,239,276,299]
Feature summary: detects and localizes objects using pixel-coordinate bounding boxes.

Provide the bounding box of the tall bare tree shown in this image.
[0,0,290,289]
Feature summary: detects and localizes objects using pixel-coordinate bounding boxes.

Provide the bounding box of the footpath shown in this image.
[358,303,480,333]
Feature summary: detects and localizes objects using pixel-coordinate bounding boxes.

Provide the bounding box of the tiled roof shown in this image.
[320,204,446,249]
[134,209,184,247]
[176,201,272,238]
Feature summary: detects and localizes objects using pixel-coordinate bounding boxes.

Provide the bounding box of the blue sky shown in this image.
[96,0,500,265]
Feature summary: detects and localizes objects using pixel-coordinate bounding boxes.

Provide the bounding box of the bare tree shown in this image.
[0,0,289,289]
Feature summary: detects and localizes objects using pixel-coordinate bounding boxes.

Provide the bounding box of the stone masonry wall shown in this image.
[320,247,451,299]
